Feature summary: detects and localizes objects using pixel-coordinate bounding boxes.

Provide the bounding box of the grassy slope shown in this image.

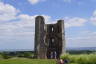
[0,58,56,64]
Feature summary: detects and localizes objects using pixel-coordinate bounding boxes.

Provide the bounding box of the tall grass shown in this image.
[61,53,96,64]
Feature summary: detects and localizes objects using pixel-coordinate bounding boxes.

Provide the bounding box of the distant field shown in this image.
[0,58,56,64]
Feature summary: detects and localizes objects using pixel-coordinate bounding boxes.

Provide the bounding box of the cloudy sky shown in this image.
[0,0,96,50]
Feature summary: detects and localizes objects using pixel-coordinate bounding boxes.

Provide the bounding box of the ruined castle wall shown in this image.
[35,16,47,59]
[57,20,65,55]
[35,16,65,59]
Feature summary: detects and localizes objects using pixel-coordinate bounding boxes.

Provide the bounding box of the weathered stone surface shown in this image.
[34,16,65,59]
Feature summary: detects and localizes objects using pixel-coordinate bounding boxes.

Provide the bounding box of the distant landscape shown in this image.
[0,47,96,52]
[66,47,96,51]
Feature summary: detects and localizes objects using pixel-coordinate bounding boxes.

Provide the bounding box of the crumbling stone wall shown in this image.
[34,16,65,59]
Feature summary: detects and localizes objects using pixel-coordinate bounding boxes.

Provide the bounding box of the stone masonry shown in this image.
[34,16,65,59]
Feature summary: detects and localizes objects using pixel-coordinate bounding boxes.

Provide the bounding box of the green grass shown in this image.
[61,53,96,64]
[1,53,96,64]
[0,58,56,64]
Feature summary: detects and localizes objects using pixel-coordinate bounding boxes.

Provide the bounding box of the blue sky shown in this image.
[0,0,96,50]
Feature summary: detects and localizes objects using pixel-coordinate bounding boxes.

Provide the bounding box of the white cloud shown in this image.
[0,2,19,22]
[0,2,52,35]
[90,10,96,25]
[0,2,49,50]
[65,10,96,47]
[41,15,57,24]
[64,17,87,28]
[66,31,96,47]
[0,13,52,50]
[28,0,46,5]
[28,0,39,4]
[93,10,96,16]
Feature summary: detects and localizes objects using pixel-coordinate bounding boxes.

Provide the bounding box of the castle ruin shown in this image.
[34,16,65,59]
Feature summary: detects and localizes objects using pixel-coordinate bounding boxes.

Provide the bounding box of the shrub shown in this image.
[1,52,12,59]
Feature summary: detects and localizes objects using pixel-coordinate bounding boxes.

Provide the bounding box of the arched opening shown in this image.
[52,27,54,32]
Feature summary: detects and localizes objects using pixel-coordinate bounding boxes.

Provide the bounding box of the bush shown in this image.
[23,52,32,58]
[60,53,70,59]
[1,52,12,59]
[0,54,3,59]
[17,52,33,58]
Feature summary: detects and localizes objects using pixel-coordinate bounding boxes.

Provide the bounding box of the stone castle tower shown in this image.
[34,16,65,59]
